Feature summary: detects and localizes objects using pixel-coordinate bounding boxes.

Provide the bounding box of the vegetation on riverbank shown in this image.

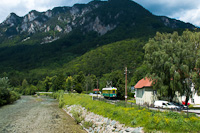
[49,93,200,132]
[0,77,20,106]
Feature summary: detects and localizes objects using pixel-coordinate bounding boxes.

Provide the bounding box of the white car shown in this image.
[154,100,180,110]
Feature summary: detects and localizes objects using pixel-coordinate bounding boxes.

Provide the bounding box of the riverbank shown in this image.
[64,104,143,133]
[0,96,85,133]
[58,93,200,132]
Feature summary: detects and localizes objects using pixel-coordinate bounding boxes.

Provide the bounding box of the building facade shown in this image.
[134,78,157,105]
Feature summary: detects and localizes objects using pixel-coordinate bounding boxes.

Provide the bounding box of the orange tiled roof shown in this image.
[134,78,152,89]
[93,89,99,91]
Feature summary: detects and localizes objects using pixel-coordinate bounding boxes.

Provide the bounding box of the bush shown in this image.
[8,91,20,103]
[83,121,93,129]
[58,90,64,108]
[70,106,84,124]
[0,77,21,106]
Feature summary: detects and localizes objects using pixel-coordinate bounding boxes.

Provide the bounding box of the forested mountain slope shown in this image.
[0,0,196,85]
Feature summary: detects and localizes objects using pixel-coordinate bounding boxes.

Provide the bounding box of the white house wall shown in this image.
[182,83,200,105]
[136,88,155,105]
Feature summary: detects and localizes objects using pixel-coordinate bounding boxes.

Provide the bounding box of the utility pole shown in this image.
[97,79,99,98]
[97,79,99,89]
[125,67,128,102]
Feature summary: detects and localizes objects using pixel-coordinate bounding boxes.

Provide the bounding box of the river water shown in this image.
[0,96,86,133]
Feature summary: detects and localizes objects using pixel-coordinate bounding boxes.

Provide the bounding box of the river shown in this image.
[0,96,86,133]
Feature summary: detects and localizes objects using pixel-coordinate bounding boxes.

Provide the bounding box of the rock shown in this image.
[92,124,96,128]
[55,114,60,119]
[131,127,143,133]
[115,129,120,132]
[89,127,93,132]
[111,120,116,125]
[111,127,115,132]
[104,118,108,123]
[107,119,111,125]
[64,105,144,133]
[125,128,131,132]
[96,127,100,133]
[96,122,104,125]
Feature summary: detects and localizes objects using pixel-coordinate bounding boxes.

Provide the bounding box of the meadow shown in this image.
[42,92,200,132]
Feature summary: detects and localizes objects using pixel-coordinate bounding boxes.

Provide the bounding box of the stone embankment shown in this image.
[63,105,143,133]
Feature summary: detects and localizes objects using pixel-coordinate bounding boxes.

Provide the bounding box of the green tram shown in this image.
[102,87,117,98]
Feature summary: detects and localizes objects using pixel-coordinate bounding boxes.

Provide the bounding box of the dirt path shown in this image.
[0,96,86,133]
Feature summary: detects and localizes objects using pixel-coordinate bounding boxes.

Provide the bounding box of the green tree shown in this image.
[36,81,46,92]
[43,76,53,92]
[25,85,37,95]
[22,79,28,89]
[0,77,10,105]
[21,79,29,94]
[73,71,85,93]
[144,31,200,104]
[0,77,20,106]
[130,64,149,86]
[66,76,73,92]
[52,74,66,91]
[85,74,97,93]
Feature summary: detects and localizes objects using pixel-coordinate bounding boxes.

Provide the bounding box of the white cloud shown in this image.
[133,0,200,27]
[175,8,200,27]
[0,0,91,23]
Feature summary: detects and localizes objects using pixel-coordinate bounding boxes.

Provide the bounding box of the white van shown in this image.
[154,100,179,109]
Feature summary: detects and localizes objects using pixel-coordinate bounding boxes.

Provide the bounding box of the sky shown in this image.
[0,0,200,27]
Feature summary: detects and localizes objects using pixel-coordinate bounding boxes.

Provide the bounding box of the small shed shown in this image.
[93,89,100,94]
[134,78,156,105]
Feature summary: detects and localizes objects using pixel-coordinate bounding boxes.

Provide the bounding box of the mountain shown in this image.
[0,0,197,84]
[0,0,195,47]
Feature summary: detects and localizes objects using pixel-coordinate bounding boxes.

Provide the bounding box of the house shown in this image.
[93,89,100,94]
[134,78,157,105]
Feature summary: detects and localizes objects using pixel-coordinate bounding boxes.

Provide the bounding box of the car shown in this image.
[154,100,180,110]
[172,102,188,110]
[154,100,168,108]
[168,102,181,110]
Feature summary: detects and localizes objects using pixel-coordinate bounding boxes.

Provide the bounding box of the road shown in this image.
[0,96,86,133]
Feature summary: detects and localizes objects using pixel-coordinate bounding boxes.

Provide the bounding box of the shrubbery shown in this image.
[0,77,20,106]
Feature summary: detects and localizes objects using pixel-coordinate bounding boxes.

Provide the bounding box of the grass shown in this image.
[83,121,94,129]
[45,93,200,132]
[127,99,136,104]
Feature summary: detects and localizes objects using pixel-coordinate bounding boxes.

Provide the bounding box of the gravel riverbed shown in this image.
[0,96,86,133]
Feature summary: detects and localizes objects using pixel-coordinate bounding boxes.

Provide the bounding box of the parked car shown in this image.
[154,100,180,110]
[172,102,188,110]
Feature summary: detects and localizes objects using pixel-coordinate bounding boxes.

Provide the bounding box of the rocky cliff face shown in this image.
[0,0,196,46]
